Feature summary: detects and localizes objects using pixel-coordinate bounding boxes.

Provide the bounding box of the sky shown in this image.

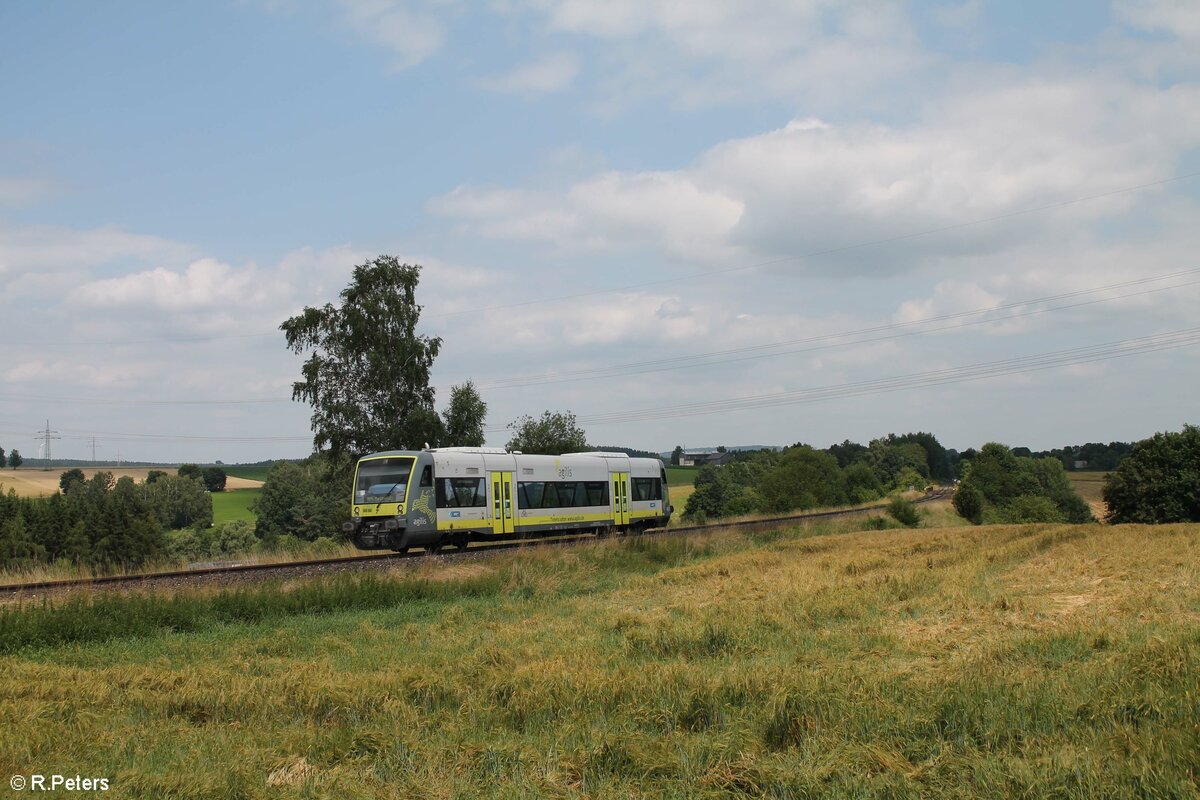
[1,0,1199,464]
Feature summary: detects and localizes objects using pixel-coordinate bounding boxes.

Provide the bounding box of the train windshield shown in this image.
[354,457,415,504]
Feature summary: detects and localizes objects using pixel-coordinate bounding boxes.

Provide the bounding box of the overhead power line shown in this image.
[524,327,1200,429]
[4,328,1196,445]
[2,267,1197,409]
[460,269,1200,391]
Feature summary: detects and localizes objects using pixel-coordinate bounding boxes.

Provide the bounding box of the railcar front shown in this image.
[344,450,439,551]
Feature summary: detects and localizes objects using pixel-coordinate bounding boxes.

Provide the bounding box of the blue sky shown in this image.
[2,0,1199,463]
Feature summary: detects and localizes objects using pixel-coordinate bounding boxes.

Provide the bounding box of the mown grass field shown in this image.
[1067,472,1111,520]
[1,512,1196,798]
[211,488,262,525]
[0,468,263,497]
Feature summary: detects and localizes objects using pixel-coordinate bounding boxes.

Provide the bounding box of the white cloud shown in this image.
[1115,0,1200,42]
[431,170,744,263]
[501,0,929,111]
[70,258,280,313]
[0,222,194,278]
[479,51,579,94]
[337,0,446,69]
[431,72,1200,274]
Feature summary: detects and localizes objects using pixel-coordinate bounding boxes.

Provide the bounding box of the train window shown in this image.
[632,477,662,501]
[585,481,607,506]
[355,457,414,504]
[436,478,486,508]
[515,480,612,508]
[521,482,544,508]
[419,465,432,487]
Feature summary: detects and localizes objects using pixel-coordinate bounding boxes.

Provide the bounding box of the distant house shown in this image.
[1073,460,1088,470]
[679,451,734,467]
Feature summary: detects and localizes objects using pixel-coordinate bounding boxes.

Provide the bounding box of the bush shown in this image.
[862,515,902,531]
[986,495,1065,524]
[200,466,227,493]
[1103,424,1200,524]
[887,496,921,527]
[254,459,345,542]
[210,520,257,556]
[953,486,984,524]
[954,443,1091,526]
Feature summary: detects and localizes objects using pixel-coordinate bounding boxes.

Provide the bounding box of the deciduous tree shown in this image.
[60,468,86,493]
[442,381,488,447]
[200,466,227,492]
[1103,424,1200,523]
[282,256,443,462]
[142,474,213,530]
[505,410,587,455]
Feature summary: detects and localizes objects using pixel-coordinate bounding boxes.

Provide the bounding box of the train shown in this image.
[344,447,673,552]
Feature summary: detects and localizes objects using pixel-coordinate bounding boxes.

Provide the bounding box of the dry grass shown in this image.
[0,541,365,593]
[0,467,263,497]
[1067,472,1110,519]
[0,517,1196,797]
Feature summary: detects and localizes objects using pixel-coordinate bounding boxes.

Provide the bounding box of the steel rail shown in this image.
[0,490,952,596]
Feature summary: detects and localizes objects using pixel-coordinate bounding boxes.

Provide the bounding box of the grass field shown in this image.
[1067,472,1110,520]
[211,488,262,525]
[224,464,275,482]
[665,465,700,485]
[1,512,1196,798]
[0,467,263,497]
[665,466,699,514]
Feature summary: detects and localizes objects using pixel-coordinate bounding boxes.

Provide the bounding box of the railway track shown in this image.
[0,490,952,598]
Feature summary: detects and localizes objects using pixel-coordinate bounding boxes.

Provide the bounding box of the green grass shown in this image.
[665,465,700,486]
[223,464,274,482]
[211,488,260,524]
[1,519,1197,798]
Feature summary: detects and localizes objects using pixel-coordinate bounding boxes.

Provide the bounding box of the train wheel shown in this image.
[393,546,409,555]
[425,542,443,555]
[453,534,469,551]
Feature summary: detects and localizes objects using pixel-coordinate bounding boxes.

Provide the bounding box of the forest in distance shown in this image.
[0,425,1196,573]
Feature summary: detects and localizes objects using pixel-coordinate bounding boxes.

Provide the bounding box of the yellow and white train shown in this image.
[345,447,672,552]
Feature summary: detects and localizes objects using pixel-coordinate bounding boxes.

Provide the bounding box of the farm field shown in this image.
[665,466,699,512]
[1,515,1196,798]
[224,464,276,482]
[211,488,262,525]
[1067,472,1110,519]
[0,467,264,497]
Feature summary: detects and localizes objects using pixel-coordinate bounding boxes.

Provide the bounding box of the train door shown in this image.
[490,471,515,534]
[612,472,630,526]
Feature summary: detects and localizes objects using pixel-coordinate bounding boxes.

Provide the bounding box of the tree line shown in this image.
[0,445,23,469]
[0,468,215,570]
[683,432,949,522]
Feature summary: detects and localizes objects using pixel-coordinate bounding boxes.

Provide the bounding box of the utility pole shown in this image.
[90,436,102,464]
[35,420,60,466]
